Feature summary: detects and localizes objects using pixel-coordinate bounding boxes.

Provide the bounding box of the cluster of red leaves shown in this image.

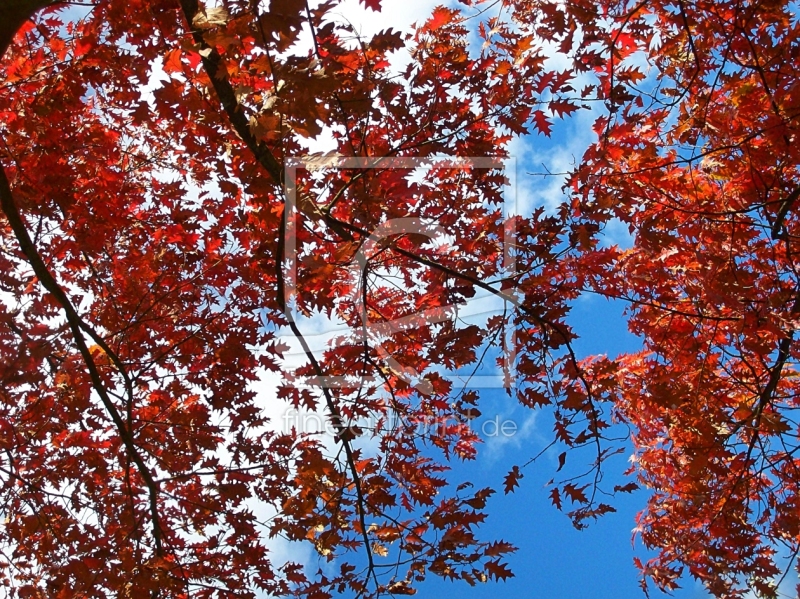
[568,0,800,597]
[0,0,580,597]
[1,0,799,597]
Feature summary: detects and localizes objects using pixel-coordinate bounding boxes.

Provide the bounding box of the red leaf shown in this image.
[556,451,566,472]
[613,482,639,494]
[549,488,562,510]
[563,483,589,505]
[485,559,514,581]
[503,466,522,494]
[370,29,404,53]
[484,541,517,557]
[549,99,578,118]
[532,110,552,136]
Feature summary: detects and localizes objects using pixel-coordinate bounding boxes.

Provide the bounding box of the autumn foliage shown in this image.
[0,0,799,597]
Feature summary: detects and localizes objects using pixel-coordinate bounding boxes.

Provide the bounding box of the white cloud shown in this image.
[508,102,598,215]
[334,0,439,48]
[481,409,539,464]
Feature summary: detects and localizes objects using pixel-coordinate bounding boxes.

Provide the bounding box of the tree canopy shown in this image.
[0,0,799,598]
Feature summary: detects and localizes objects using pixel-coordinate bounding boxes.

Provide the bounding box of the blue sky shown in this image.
[419,293,710,599]
[270,275,715,597]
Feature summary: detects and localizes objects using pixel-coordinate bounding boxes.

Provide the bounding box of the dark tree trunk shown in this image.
[0,0,55,56]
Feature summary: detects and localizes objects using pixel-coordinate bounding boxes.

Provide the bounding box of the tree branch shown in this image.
[178,0,283,183]
[0,164,164,555]
[0,0,57,56]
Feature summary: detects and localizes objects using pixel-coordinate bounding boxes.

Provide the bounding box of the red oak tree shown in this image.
[0,0,798,598]
[571,0,800,596]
